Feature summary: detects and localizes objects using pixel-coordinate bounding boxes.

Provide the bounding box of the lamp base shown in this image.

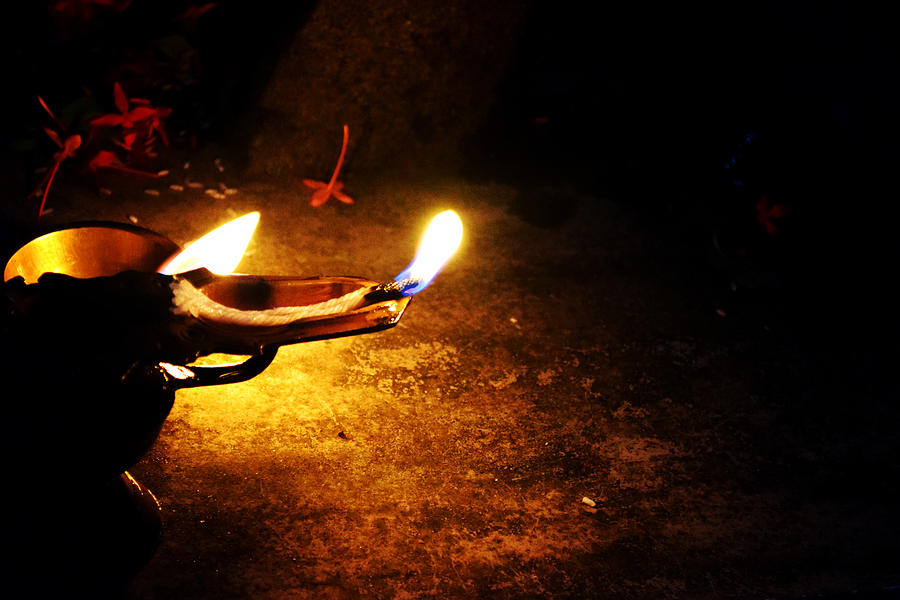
[0,471,162,597]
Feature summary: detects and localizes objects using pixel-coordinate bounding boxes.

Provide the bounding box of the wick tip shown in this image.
[364,278,422,302]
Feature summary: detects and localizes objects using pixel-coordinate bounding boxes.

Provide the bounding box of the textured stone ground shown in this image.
[5,154,897,598]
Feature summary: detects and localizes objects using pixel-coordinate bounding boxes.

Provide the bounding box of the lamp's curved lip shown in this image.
[4,221,181,283]
[8,219,177,248]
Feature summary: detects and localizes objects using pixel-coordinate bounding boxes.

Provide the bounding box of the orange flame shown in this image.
[158,212,260,275]
[394,210,463,295]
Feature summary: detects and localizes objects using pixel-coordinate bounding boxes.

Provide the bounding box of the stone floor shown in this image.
[3,152,900,599]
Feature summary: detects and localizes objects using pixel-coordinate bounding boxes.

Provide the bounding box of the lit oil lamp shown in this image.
[0,210,462,593]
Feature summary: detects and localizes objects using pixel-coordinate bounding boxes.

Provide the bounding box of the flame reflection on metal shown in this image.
[3,223,179,284]
[158,363,195,380]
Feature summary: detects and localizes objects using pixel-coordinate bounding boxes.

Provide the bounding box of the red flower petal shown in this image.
[91,114,126,127]
[89,150,119,170]
[332,189,354,204]
[62,134,82,155]
[113,82,129,115]
[43,127,63,148]
[768,204,790,219]
[310,188,331,207]
[128,106,157,121]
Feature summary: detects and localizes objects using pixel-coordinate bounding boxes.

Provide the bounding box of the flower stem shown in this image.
[38,161,61,220]
[326,124,349,193]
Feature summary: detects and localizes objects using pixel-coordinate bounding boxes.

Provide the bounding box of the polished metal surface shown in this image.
[3,222,179,283]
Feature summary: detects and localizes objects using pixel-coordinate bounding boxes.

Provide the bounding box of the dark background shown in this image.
[4,1,898,325]
[2,2,899,597]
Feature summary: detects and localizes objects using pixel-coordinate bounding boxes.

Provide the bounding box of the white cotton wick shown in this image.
[170,278,371,326]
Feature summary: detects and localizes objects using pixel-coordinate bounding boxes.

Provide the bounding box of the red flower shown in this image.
[92,83,145,128]
[302,124,354,207]
[756,196,790,235]
[34,129,81,219]
[89,82,172,167]
[90,83,171,147]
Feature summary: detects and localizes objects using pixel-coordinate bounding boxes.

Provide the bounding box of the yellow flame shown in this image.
[158,212,260,275]
[395,210,463,294]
